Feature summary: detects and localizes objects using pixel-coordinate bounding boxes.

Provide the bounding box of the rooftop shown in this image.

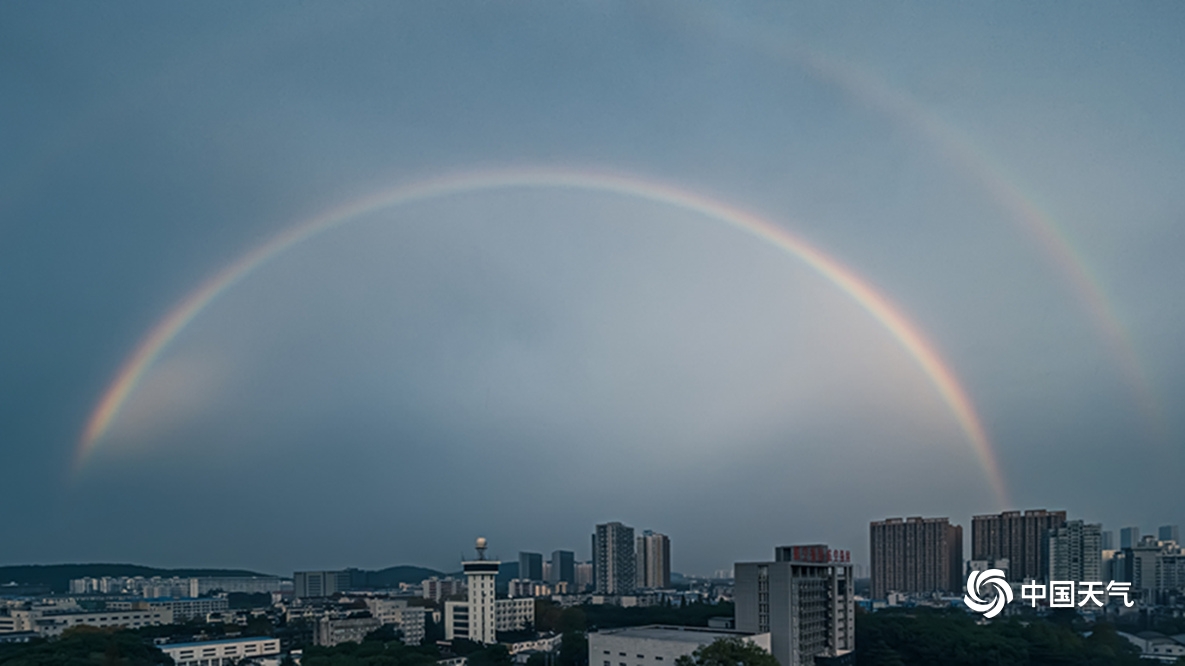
[594,625,755,644]
[161,636,276,650]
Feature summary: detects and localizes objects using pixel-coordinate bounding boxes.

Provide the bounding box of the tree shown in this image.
[673,638,778,666]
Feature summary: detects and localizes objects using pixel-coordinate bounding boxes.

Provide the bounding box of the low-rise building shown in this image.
[160,636,281,666]
[32,608,174,637]
[589,625,770,666]
[363,597,427,645]
[315,614,382,647]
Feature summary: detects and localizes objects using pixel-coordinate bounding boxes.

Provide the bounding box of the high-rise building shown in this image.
[1101,531,1115,551]
[594,522,636,595]
[1159,525,1181,544]
[446,537,499,644]
[971,509,1066,582]
[869,516,963,599]
[294,570,352,599]
[519,552,544,582]
[734,545,854,666]
[550,550,575,585]
[1120,526,1141,549]
[1047,520,1102,583]
[575,561,594,592]
[1115,537,1185,605]
[636,530,671,590]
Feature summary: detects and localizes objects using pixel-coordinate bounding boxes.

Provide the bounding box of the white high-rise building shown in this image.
[444,537,532,645]
[1048,520,1102,583]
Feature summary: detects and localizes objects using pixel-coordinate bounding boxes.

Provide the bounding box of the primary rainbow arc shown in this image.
[76,168,1009,506]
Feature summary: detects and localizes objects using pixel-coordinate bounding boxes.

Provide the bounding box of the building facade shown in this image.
[971,509,1066,582]
[1120,527,1142,549]
[550,551,576,585]
[315,615,382,647]
[636,531,671,590]
[1047,520,1102,583]
[594,522,637,596]
[869,516,963,599]
[160,637,280,666]
[1160,525,1181,544]
[734,545,854,666]
[295,570,353,598]
[520,553,544,582]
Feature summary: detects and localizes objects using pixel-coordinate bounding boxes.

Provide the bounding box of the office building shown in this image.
[576,562,594,592]
[594,522,637,596]
[160,637,280,666]
[1120,526,1141,550]
[636,531,672,590]
[869,517,962,599]
[551,550,576,585]
[971,509,1066,582]
[1115,537,1185,605]
[1160,525,1181,544]
[1047,520,1102,583]
[520,552,544,582]
[589,625,770,666]
[734,545,854,666]
[1101,531,1115,551]
[294,570,352,598]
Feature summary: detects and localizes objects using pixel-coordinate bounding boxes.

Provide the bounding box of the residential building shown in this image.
[1047,520,1102,583]
[295,570,353,599]
[1115,537,1185,605]
[576,562,594,592]
[589,625,770,666]
[734,545,854,666]
[422,577,465,602]
[194,576,285,595]
[869,516,962,599]
[1121,526,1142,550]
[160,637,281,666]
[551,551,576,585]
[636,531,671,590]
[520,553,544,582]
[1101,531,1115,551]
[108,597,228,622]
[971,509,1066,582]
[595,522,636,596]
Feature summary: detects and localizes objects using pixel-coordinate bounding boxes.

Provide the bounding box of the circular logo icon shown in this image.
[964,568,1013,618]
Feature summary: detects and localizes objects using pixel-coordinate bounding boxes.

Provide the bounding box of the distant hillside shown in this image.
[361,565,444,588]
[0,564,272,594]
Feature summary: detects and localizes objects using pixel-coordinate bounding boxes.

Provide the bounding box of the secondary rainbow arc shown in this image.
[76,168,1009,505]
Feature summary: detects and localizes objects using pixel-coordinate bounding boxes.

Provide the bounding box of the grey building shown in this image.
[1047,520,1102,583]
[869,516,962,599]
[1101,531,1115,551]
[1120,526,1141,549]
[1159,525,1181,544]
[294,570,352,598]
[519,552,544,582]
[734,545,854,666]
[636,531,671,590]
[594,522,636,596]
[971,509,1066,582]
[550,550,576,585]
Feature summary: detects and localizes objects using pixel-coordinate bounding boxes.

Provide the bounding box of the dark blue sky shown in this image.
[2,2,1183,576]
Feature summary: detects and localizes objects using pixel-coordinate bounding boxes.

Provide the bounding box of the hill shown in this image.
[360,565,444,588]
[0,564,272,594]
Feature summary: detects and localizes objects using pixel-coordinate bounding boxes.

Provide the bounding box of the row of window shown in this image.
[600,651,663,661]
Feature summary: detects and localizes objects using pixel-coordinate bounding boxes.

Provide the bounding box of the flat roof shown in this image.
[593,625,754,644]
[161,636,276,650]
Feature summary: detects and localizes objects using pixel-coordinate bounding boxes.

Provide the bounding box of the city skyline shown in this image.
[3,2,1185,577]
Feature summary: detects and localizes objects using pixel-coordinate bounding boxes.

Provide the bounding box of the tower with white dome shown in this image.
[461,536,500,644]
